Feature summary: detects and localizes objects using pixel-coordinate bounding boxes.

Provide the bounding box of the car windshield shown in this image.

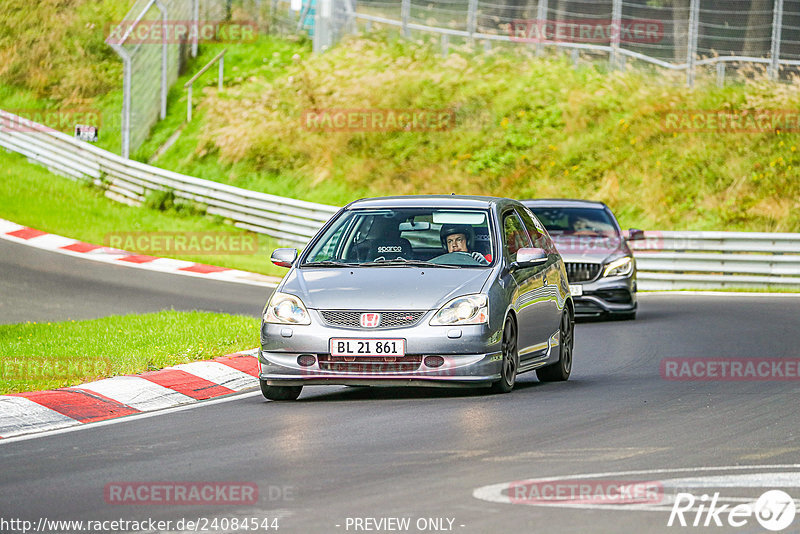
[527,206,618,238]
[302,208,494,267]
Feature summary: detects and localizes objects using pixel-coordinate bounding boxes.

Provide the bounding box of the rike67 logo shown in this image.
[668,490,797,531]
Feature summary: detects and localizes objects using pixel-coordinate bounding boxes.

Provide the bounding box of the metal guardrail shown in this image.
[1,108,798,289]
[630,232,800,290]
[0,109,339,247]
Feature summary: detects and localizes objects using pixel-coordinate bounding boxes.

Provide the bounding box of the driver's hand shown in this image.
[470,251,489,265]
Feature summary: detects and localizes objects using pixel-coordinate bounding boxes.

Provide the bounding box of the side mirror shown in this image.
[510,247,548,271]
[271,248,298,268]
[627,228,645,241]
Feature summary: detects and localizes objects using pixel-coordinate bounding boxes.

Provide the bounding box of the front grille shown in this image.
[318,310,425,329]
[318,355,423,373]
[565,262,602,283]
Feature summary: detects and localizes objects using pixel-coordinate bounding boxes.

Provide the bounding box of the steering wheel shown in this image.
[429,252,484,266]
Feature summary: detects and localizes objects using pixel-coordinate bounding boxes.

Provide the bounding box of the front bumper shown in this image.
[259,311,503,387]
[572,275,637,317]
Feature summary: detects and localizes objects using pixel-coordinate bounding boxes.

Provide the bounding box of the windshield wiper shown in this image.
[302,260,354,267]
[360,258,458,269]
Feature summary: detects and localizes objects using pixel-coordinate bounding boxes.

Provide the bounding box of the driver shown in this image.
[440,224,489,265]
[572,214,614,234]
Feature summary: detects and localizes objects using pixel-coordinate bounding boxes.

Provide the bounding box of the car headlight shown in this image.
[603,256,633,277]
[430,294,488,326]
[264,292,311,325]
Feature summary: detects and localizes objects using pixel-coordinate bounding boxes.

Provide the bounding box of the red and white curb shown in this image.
[0,219,280,288]
[0,349,261,439]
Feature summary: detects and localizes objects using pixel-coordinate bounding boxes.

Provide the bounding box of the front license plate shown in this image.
[330,338,406,357]
[569,284,583,296]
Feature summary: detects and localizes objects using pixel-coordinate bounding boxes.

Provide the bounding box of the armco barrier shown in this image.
[0,110,339,247]
[630,232,800,290]
[1,108,799,290]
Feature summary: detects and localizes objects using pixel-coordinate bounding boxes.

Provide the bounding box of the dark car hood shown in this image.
[280,267,493,310]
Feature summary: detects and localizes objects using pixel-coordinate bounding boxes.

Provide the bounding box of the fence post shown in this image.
[441,33,449,57]
[121,54,132,159]
[313,0,333,53]
[610,0,622,70]
[192,0,199,57]
[716,61,725,87]
[467,0,478,44]
[536,0,548,56]
[345,0,357,35]
[156,0,168,120]
[401,0,411,37]
[769,0,784,80]
[686,0,699,87]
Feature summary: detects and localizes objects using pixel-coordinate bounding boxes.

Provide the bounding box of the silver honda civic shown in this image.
[258,196,574,401]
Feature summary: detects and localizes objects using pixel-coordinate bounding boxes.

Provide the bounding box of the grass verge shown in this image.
[0,311,260,395]
[149,34,800,233]
[0,149,288,277]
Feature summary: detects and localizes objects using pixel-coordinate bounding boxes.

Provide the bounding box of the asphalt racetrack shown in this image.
[1,241,799,533]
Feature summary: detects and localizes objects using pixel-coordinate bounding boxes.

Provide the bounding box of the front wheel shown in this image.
[537,309,573,382]
[491,316,519,393]
[260,380,302,401]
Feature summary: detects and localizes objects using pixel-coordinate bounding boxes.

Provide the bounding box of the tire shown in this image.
[260,380,302,401]
[537,309,573,382]
[491,316,519,393]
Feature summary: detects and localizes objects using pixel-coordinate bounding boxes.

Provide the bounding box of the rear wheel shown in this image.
[537,309,573,382]
[260,380,302,401]
[492,316,519,393]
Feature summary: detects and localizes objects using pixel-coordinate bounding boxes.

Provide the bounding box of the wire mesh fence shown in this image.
[108,0,799,159]
[347,0,800,83]
[108,0,263,158]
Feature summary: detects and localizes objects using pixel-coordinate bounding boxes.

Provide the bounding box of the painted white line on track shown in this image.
[72,376,195,411]
[171,361,258,391]
[473,464,800,513]
[0,390,263,445]
[0,396,81,438]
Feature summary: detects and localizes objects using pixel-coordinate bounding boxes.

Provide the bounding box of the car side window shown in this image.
[518,207,548,250]
[503,211,532,262]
